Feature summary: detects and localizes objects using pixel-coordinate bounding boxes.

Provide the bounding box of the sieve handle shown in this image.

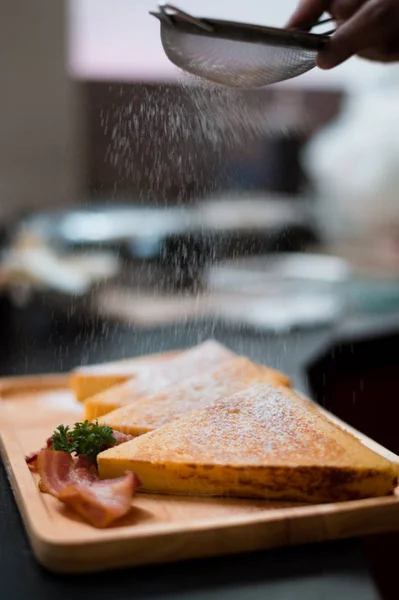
[158,3,214,32]
[297,17,336,36]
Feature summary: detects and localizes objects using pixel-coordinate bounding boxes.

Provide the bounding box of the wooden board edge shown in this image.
[24,495,399,573]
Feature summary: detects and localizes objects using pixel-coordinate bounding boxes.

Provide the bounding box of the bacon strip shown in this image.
[26,437,53,470]
[26,451,41,470]
[36,449,140,527]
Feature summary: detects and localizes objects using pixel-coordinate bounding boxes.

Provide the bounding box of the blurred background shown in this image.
[0,1,398,436]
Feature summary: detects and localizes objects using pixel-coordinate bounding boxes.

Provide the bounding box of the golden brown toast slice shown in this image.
[70,350,181,402]
[98,383,398,503]
[98,356,291,436]
[83,340,237,420]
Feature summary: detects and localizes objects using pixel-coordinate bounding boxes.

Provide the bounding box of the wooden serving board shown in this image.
[1,374,399,574]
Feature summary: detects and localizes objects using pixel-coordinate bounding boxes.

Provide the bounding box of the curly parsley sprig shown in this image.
[51,420,115,463]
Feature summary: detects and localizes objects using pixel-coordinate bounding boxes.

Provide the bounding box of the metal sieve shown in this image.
[150,3,334,88]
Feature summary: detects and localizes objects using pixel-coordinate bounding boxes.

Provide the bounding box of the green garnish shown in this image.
[51,420,115,463]
[71,420,115,464]
[51,424,73,453]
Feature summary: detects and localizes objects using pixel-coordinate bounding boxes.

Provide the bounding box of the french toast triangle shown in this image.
[97,356,291,436]
[70,349,181,402]
[83,340,237,420]
[97,384,398,503]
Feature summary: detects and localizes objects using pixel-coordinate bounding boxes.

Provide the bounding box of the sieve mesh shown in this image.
[161,25,318,88]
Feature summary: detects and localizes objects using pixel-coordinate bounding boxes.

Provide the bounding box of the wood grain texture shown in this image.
[1,373,399,574]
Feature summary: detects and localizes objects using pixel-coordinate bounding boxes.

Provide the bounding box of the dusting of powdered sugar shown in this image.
[115,356,268,430]
[100,340,234,409]
[133,383,352,466]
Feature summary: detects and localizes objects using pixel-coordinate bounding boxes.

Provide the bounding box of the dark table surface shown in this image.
[1,306,394,600]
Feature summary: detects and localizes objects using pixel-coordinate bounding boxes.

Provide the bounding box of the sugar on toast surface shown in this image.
[70,350,181,402]
[83,340,237,420]
[98,356,291,436]
[98,383,398,503]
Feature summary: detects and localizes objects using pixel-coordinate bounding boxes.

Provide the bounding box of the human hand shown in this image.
[287,0,399,69]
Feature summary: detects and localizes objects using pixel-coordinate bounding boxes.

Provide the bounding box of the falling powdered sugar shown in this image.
[105,76,274,201]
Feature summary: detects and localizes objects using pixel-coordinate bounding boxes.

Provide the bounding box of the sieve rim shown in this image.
[150,10,329,52]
